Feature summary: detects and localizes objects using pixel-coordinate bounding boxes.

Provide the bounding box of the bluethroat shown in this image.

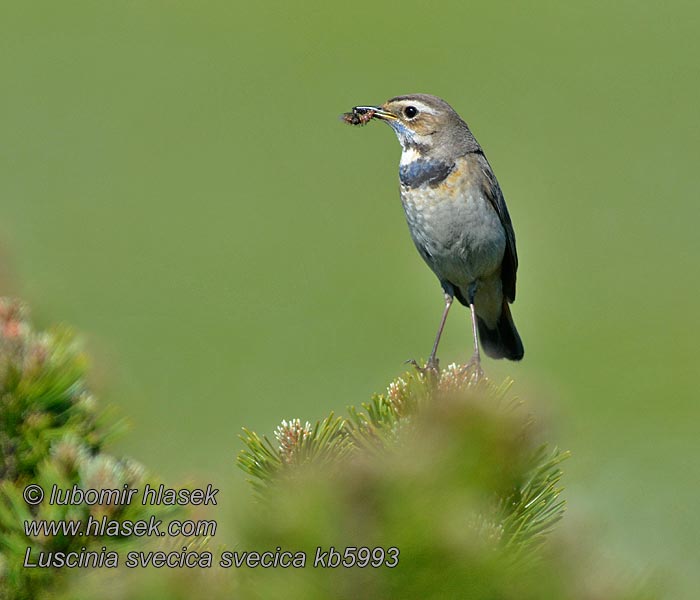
[343,94,524,373]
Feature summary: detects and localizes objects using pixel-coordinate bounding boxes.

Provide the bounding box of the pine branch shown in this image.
[235,364,655,599]
[237,363,568,564]
[238,413,354,495]
[500,444,570,558]
[0,300,160,600]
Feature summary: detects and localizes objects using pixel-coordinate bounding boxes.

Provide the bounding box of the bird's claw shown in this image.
[460,354,484,383]
[406,357,440,378]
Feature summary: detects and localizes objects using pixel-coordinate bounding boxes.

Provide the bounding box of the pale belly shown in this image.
[401,186,506,289]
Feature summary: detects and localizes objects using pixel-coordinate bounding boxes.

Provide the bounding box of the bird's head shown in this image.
[353,94,481,161]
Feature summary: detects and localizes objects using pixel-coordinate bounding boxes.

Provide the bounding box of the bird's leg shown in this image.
[427,292,454,371]
[464,282,484,381]
[409,292,453,375]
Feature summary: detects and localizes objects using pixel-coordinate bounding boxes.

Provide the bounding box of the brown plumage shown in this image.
[344,93,524,372]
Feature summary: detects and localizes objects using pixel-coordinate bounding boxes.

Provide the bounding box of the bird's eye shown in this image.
[403,106,418,119]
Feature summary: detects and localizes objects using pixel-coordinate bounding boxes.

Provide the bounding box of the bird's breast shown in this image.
[399,157,454,188]
[399,155,506,285]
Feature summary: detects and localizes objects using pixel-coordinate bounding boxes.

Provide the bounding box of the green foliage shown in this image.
[239,365,568,562]
[499,444,568,560]
[238,413,354,496]
[0,300,157,600]
[0,300,657,599]
[237,365,652,600]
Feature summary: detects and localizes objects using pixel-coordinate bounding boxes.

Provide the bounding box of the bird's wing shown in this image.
[477,153,518,302]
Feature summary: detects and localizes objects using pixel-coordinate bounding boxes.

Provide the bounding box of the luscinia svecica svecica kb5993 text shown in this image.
[343,94,524,374]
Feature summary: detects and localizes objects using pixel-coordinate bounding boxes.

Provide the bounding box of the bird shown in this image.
[344,94,524,373]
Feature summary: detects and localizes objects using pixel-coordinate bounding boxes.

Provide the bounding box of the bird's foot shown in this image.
[460,354,484,383]
[406,357,441,379]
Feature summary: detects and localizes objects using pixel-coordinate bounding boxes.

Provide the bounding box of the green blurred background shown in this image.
[1,0,698,596]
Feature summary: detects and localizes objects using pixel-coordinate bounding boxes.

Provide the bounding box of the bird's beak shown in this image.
[354,106,398,121]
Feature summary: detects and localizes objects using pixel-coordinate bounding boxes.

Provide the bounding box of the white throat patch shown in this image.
[400,146,422,165]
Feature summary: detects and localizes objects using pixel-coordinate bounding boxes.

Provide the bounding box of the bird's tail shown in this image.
[477,301,524,361]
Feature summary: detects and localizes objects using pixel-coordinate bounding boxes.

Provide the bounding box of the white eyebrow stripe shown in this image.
[406,101,437,115]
